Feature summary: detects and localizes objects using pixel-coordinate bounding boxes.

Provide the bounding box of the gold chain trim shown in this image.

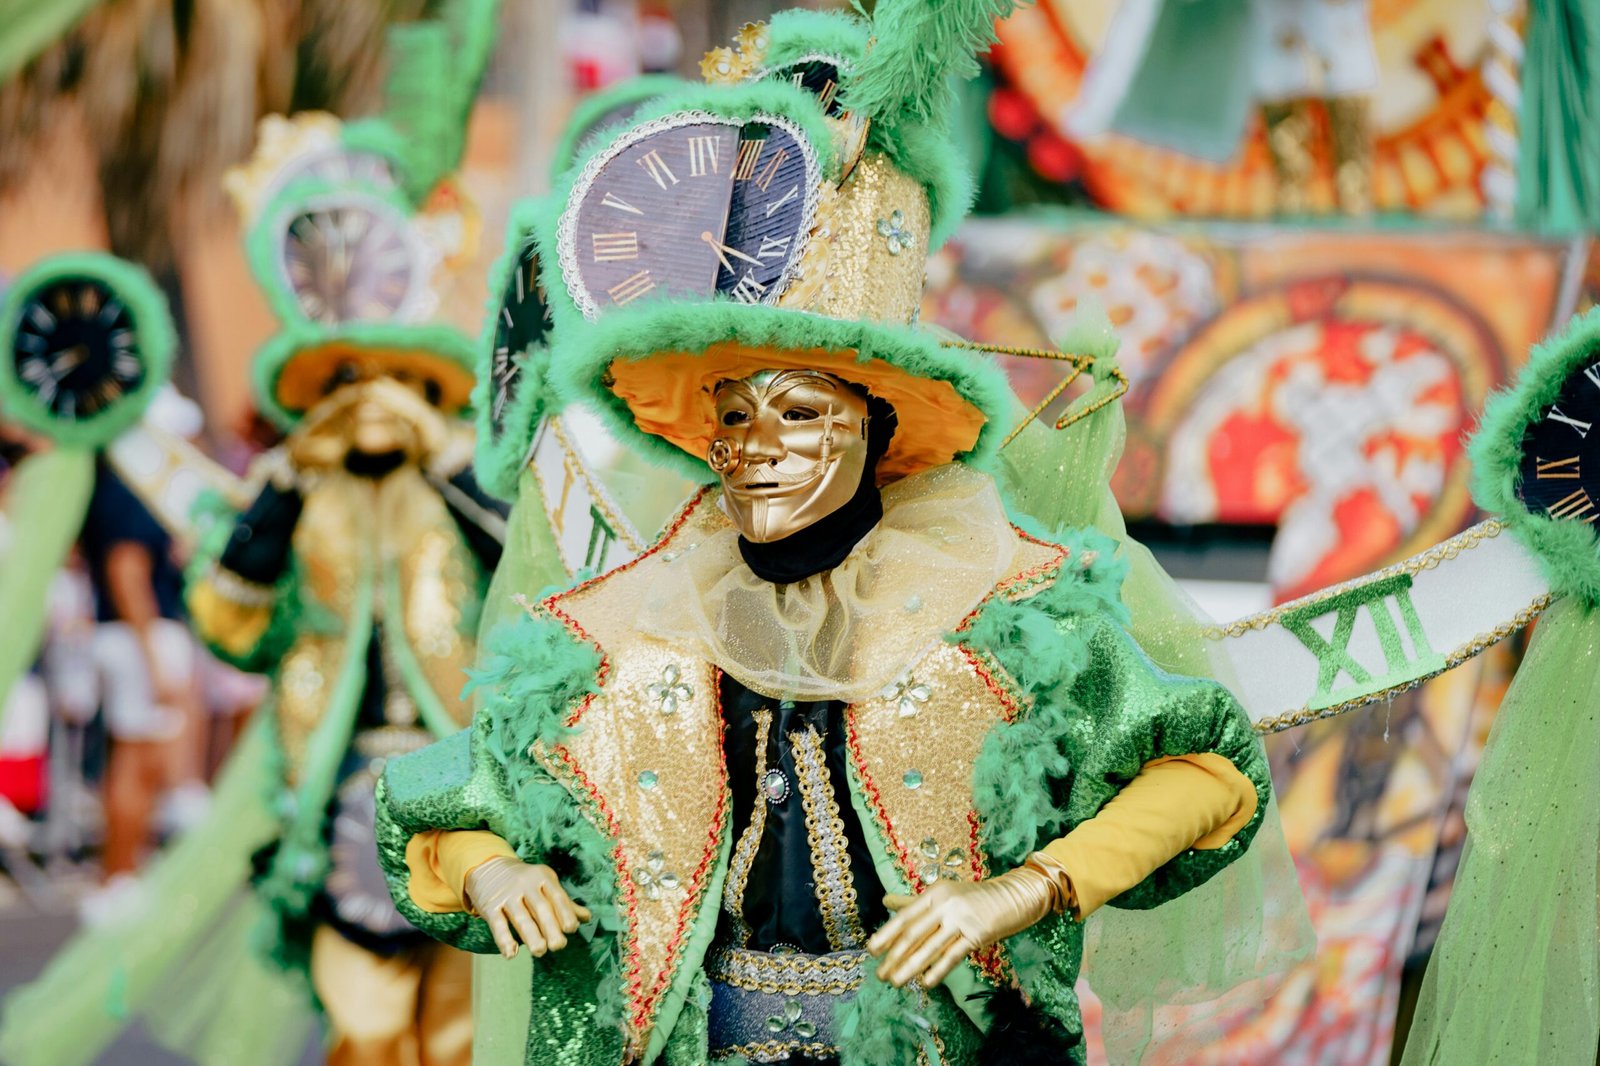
[1252,593,1551,734]
[723,707,773,947]
[938,340,1130,445]
[1206,519,1506,640]
[712,1039,836,1063]
[706,945,866,996]
[791,726,866,950]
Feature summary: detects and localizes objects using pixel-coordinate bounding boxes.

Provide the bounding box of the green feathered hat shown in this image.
[232,0,500,430]
[533,2,1020,486]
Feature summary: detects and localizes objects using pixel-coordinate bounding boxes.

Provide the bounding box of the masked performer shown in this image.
[375,6,1281,1064]
[2,84,502,1066]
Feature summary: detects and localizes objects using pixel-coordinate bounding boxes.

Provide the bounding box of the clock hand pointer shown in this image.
[701,231,761,271]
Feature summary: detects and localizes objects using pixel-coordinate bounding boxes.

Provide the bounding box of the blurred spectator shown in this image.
[76,460,207,922]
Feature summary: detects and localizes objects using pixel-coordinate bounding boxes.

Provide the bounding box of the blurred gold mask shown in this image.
[709,369,870,543]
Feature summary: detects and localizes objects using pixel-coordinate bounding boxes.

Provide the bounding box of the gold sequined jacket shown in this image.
[376,477,1269,1066]
[189,464,498,961]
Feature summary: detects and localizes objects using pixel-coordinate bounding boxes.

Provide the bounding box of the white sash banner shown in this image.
[1209,521,1552,733]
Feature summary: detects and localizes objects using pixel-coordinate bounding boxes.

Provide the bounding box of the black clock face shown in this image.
[280,197,421,325]
[561,113,819,319]
[759,59,869,179]
[11,278,144,421]
[1516,362,1600,525]
[489,239,551,441]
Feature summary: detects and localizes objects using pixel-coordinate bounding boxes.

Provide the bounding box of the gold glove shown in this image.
[866,865,1058,988]
[463,856,593,960]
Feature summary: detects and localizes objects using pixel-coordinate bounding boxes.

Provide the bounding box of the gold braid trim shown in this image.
[723,707,774,947]
[791,726,866,950]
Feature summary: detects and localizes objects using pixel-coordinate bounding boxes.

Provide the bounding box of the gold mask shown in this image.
[709,369,871,543]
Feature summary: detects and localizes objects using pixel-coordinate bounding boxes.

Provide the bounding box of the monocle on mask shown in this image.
[708,369,871,543]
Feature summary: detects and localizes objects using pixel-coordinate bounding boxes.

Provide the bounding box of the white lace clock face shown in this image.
[558,112,820,320]
[1516,359,1600,526]
[488,239,551,442]
[10,277,144,421]
[276,193,429,325]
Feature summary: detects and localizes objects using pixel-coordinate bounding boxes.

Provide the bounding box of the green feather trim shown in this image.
[760,9,871,74]
[0,252,174,448]
[758,8,973,244]
[834,957,940,1065]
[252,320,477,430]
[243,176,416,327]
[1470,306,1600,604]
[544,296,1013,485]
[550,75,690,181]
[473,199,551,498]
[465,610,628,1029]
[846,0,1018,130]
[959,524,1128,867]
[551,79,841,193]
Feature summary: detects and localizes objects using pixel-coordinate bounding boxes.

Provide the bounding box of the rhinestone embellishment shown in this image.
[637,770,659,790]
[902,769,924,790]
[632,850,680,900]
[876,210,916,256]
[647,663,694,715]
[885,675,932,718]
[917,838,968,885]
[763,769,790,804]
[764,998,817,1039]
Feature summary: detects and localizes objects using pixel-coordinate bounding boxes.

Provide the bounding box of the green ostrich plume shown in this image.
[845,0,1019,129]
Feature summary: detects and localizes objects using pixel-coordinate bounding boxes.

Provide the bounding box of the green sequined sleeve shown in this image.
[375,716,521,954]
[1061,615,1270,910]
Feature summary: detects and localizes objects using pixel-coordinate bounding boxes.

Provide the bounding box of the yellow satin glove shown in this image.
[463,856,593,961]
[866,865,1056,988]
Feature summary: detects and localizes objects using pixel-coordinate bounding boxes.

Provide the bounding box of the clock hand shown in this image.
[701,231,762,271]
[49,345,88,376]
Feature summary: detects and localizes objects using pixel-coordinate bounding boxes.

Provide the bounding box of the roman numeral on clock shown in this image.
[730,272,767,304]
[601,191,644,215]
[1547,488,1598,523]
[1535,455,1581,479]
[607,270,656,306]
[1548,405,1592,438]
[591,232,639,262]
[766,185,800,217]
[637,150,678,189]
[753,148,787,192]
[687,136,721,177]
[757,235,790,261]
[734,139,765,180]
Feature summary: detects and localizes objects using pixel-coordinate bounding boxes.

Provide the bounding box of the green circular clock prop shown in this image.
[1472,307,1600,605]
[0,252,174,449]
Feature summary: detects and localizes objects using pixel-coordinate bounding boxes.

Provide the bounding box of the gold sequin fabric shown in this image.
[546,563,731,1054]
[778,152,930,327]
[275,468,483,782]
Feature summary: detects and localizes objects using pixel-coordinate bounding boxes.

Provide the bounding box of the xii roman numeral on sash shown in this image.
[1281,573,1447,712]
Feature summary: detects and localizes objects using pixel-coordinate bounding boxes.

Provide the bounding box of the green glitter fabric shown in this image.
[1400,595,1600,1063]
